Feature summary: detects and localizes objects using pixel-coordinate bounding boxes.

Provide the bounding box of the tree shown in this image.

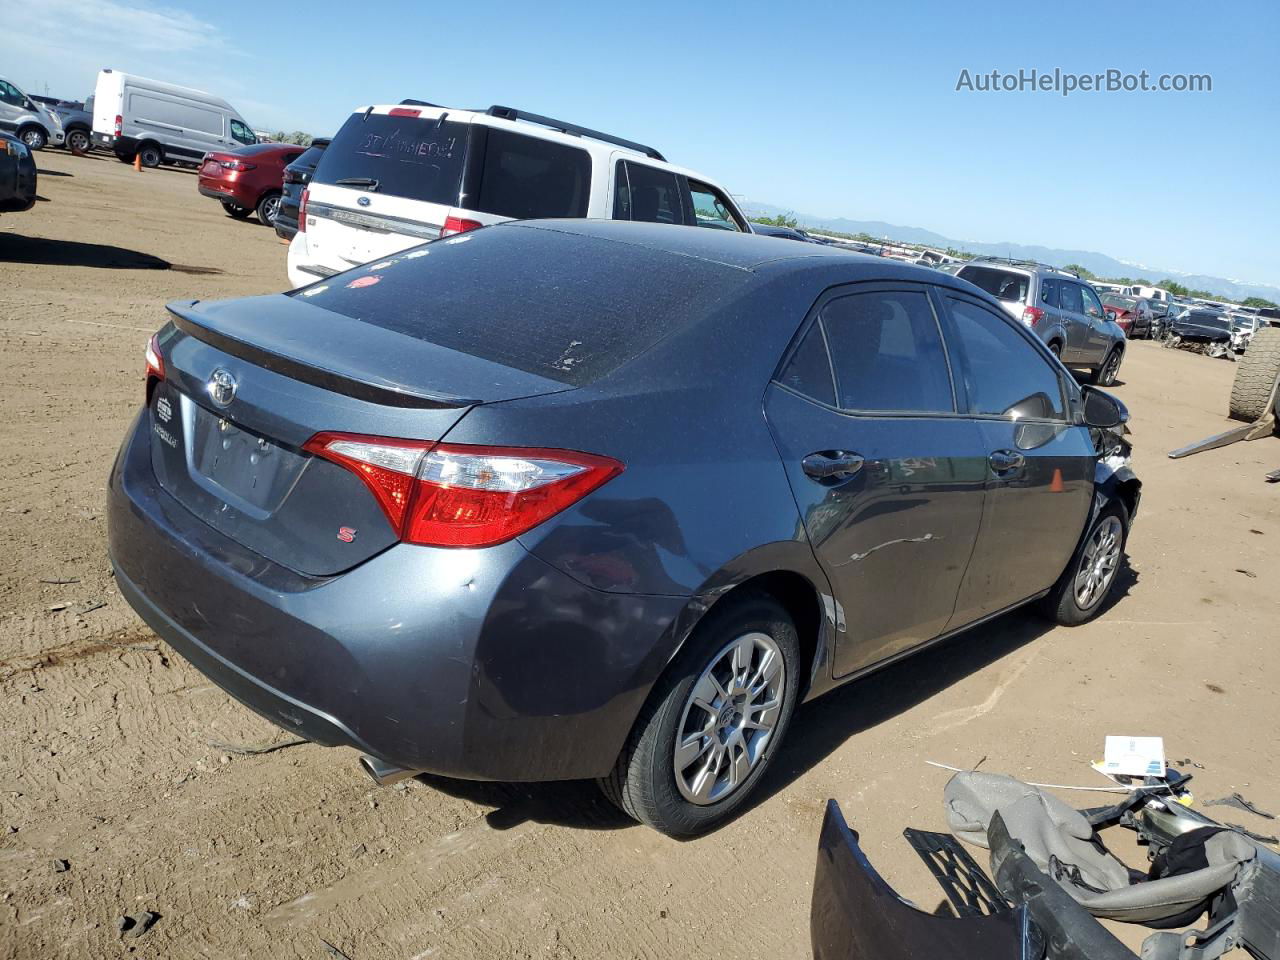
[1159,279,1190,298]
[1243,296,1278,309]
[750,212,798,228]
[269,130,314,146]
[1062,263,1096,279]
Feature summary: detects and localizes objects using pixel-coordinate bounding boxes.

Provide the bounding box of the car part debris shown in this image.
[1206,793,1276,820]
[206,737,307,756]
[117,910,159,938]
[1228,824,1279,845]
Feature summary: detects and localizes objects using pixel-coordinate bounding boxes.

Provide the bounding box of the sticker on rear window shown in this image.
[346,275,381,289]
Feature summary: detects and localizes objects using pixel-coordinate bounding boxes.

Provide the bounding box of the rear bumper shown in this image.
[94,132,136,154]
[198,180,253,208]
[107,411,686,780]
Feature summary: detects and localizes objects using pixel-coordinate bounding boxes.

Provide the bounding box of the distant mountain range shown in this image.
[744,203,1280,304]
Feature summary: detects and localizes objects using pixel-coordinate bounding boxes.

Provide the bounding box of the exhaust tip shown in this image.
[359,754,422,787]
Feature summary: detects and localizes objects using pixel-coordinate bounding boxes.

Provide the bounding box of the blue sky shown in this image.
[5,0,1278,286]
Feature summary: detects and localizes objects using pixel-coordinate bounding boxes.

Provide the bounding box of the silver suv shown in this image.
[956,258,1127,385]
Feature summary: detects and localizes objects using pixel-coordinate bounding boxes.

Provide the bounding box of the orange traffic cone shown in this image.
[133,153,142,172]
[1050,468,1064,493]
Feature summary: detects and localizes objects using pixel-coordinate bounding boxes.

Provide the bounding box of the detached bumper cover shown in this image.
[108,411,686,780]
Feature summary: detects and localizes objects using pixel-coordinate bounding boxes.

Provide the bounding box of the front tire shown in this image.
[1040,502,1129,626]
[19,126,47,151]
[599,593,800,837]
[66,129,91,154]
[1091,348,1122,386]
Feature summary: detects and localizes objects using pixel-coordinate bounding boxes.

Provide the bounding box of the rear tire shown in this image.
[256,191,282,227]
[221,200,252,220]
[1228,327,1280,422]
[598,593,800,837]
[137,142,162,168]
[1040,502,1129,626]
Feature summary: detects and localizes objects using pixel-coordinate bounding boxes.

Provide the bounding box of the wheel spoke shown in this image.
[747,647,780,695]
[675,732,713,771]
[725,741,751,788]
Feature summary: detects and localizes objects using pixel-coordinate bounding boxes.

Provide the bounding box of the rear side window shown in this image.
[821,290,954,414]
[1060,282,1084,315]
[290,225,745,386]
[1039,278,1060,307]
[776,322,836,405]
[473,128,590,219]
[946,297,1066,420]
[315,112,468,205]
[614,161,685,224]
[958,266,1029,304]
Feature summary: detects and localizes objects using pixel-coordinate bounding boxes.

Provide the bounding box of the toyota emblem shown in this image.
[357,196,371,207]
[208,368,237,407]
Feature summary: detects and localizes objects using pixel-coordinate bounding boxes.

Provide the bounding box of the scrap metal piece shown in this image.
[1206,794,1276,820]
[1168,412,1276,459]
[903,828,1010,919]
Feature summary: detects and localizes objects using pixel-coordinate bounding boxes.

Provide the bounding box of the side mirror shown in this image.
[1081,385,1127,429]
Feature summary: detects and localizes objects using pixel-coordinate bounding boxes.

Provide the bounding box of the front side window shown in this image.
[0,81,24,106]
[1081,286,1104,319]
[946,297,1066,421]
[229,119,255,144]
[614,161,684,225]
[821,289,954,413]
[474,128,590,219]
[688,180,744,231]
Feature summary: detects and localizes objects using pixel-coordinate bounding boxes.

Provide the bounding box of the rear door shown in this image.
[939,292,1095,625]
[1057,280,1091,361]
[305,109,473,269]
[764,283,988,677]
[611,159,687,224]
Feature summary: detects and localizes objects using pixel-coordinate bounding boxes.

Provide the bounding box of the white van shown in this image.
[91,69,256,167]
[1124,284,1172,302]
[0,76,65,150]
[288,101,749,288]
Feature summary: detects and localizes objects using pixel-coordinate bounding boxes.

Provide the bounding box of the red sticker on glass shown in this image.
[346,275,381,289]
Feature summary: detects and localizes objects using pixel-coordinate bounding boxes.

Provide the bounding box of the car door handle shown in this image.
[988,450,1025,474]
[802,451,864,482]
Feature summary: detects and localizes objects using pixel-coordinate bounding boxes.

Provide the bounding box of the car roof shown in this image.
[501,219,949,279]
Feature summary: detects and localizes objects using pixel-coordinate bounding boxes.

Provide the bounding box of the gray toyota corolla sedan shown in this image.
[108,220,1140,836]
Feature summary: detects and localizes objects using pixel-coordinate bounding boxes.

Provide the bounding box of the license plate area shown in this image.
[189,401,306,512]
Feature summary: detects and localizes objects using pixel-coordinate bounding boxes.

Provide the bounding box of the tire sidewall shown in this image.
[257,191,281,226]
[630,596,801,836]
[1057,502,1129,624]
[139,144,162,167]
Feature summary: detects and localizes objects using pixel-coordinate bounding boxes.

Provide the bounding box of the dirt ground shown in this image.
[1,150,1277,960]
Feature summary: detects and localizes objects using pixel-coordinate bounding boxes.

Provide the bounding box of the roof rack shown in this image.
[970,255,1080,278]
[485,105,665,161]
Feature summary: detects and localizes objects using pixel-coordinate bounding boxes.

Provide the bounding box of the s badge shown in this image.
[337,526,357,543]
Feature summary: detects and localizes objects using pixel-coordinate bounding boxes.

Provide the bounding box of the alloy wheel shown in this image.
[1075,515,1122,610]
[262,195,281,225]
[673,632,786,805]
[21,129,44,149]
[1102,351,1121,384]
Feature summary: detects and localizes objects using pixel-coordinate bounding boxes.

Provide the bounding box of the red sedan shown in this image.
[198,142,306,228]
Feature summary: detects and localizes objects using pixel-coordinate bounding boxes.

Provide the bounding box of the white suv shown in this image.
[287,101,749,288]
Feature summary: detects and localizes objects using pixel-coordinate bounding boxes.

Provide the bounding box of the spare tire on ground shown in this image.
[1229,326,1280,422]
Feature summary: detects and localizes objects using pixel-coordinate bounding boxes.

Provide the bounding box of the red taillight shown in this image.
[114,114,122,136]
[1021,306,1044,328]
[303,434,623,548]
[220,160,256,172]
[297,187,309,233]
[145,333,164,385]
[388,107,421,117]
[440,215,483,237]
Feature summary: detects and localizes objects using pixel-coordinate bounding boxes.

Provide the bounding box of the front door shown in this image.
[1057,280,1092,362]
[939,293,1096,625]
[764,284,988,677]
[1079,285,1112,360]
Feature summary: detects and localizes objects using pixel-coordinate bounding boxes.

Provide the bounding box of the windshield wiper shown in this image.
[335,177,379,191]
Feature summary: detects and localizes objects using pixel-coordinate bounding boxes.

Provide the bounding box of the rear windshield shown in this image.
[958,265,1029,303]
[314,112,468,205]
[288,225,745,386]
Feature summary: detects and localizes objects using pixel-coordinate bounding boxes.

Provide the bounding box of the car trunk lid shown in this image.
[148,295,570,576]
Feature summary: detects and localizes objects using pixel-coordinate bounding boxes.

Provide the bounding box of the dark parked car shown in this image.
[0,132,37,214]
[1164,310,1233,357]
[108,222,1140,837]
[750,222,818,243]
[197,142,306,228]
[274,138,329,241]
